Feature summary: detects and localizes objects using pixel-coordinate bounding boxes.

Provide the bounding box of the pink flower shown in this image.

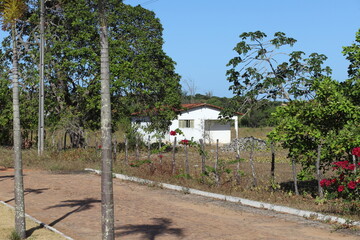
[351,147,360,157]
[338,185,345,192]
[170,130,177,136]
[347,181,357,190]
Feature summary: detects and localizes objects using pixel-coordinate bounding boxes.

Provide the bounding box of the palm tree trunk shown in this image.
[12,24,26,239]
[99,1,114,239]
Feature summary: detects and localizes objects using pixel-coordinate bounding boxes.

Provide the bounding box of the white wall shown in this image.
[168,107,231,144]
[132,106,237,144]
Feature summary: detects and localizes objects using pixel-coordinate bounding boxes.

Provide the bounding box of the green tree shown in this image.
[0,1,181,147]
[224,31,331,117]
[0,0,27,238]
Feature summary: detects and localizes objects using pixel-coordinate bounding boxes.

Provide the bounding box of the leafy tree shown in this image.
[224,31,331,117]
[0,0,181,147]
[0,0,27,237]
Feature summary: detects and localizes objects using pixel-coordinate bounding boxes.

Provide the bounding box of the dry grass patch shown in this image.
[0,204,66,240]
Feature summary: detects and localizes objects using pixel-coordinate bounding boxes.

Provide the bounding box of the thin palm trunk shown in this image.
[12,24,26,239]
[99,1,114,239]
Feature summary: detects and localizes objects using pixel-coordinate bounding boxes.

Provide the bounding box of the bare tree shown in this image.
[99,0,114,239]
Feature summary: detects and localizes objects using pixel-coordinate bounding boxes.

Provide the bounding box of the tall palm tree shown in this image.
[99,0,115,239]
[0,0,27,238]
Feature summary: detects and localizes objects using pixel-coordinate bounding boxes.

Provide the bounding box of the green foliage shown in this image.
[223,30,331,119]
[269,77,360,173]
[0,0,181,147]
[8,230,21,240]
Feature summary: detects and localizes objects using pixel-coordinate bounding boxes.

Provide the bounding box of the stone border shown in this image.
[0,200,74,240]
[85,168,360,227]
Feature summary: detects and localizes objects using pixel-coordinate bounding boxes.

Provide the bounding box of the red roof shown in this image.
[132,103,242,116]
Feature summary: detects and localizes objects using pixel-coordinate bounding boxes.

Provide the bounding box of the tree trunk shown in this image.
[316,144,324,198]
[99,1,115,239]
[12,24,26,239]
[38,0,45,155]
[291,157,299,195]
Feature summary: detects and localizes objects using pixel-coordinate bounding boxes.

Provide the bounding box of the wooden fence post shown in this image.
[292,157,299,195]
[235,139,241,185]
[172,137,177,174]
[147,136,151,161]
[316,144,324,198]
[215,139,220,186]
[113,139,117,162]
[135,136,139,161]
[249,137,257,187]
[185,144,189,176]
[270,142,276,184]
[124,135,128,164]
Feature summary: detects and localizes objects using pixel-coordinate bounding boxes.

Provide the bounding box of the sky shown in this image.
[124,0,360,97]
[0,0,359,97]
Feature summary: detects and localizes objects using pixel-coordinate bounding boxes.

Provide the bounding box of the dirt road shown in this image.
[0,168,358,240]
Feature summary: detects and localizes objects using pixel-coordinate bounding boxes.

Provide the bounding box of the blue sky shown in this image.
[0,0,359,97]
[125,0,360,97]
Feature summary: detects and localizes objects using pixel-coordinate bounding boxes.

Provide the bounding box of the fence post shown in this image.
[113,139,117,162]
[249,137,258,187]
[235,139,241,185]
[185,144,189,176]
[135,136,140,161]
[215,139,219,185]
[292,157,299,195]
[147,135,151,161]
[124,134,128,164]
[172,137,177,174]
[270,142,276,184]
[316,144,324,198]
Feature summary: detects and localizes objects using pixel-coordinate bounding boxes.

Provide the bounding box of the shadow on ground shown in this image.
[116,218,184,240]
[26,197,100,238]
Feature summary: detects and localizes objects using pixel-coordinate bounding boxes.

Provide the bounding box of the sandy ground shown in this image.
[0,168,359,240]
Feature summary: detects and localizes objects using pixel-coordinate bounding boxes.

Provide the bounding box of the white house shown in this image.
[131,103,240,145]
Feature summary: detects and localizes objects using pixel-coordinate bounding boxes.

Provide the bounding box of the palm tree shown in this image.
[99,0,115,239]
[0,0,27,238]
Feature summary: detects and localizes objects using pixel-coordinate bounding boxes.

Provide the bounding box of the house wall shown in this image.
[131,106,236,144]
[168,107,231,144]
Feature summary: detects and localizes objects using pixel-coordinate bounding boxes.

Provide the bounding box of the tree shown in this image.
[99,0,114,239]
[224,31,331,116]
[269,77,360,195]
[0,0,27,238]
[4,0,181,147]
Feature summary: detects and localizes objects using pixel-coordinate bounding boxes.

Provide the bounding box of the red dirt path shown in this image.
[0,168,358,240]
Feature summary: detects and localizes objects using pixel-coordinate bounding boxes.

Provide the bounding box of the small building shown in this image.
[131,103,239,145]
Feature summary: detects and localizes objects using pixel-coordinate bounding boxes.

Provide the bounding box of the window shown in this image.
[179,120,194,128]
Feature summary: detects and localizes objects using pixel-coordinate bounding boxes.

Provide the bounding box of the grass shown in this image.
[0,204,66,240]
[1,127,359,226]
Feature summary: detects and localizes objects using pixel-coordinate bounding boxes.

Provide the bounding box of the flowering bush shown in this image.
[169,128,184,136]
[352,147,360,157]
[179,139,189,145]
[321,158,359,201]
[170,130,177,136]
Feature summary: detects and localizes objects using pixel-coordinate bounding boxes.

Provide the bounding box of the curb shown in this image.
[0,200,74,240]
[85,168,360,227]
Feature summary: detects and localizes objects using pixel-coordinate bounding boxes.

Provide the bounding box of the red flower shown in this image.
[347,164,355,171]
[320,179,328,187]
[158,154,163,158]
[351,147,360,157]
[170,130,177,136]
[331,178,337,184]
[98,145,102,149]
[347,181,357,190]
[338,185,345,192]
[180,139,189,145]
